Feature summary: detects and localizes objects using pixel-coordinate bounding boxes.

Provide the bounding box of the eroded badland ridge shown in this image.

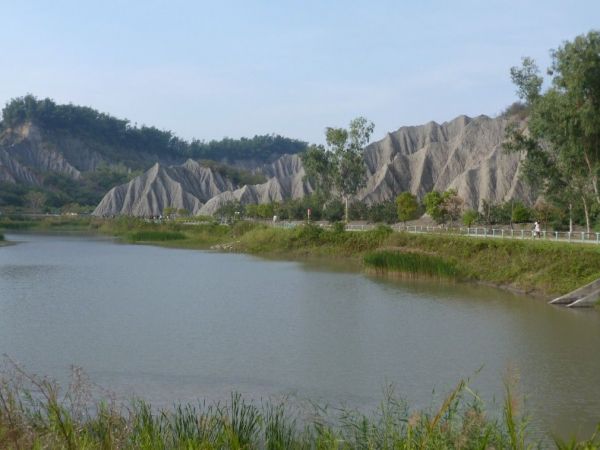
[0,97,531,215]
[93,114,532,216]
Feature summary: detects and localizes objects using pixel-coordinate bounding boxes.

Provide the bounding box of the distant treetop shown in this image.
[0,95,307,162]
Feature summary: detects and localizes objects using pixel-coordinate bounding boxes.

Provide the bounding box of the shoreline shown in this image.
[3,216,600,301]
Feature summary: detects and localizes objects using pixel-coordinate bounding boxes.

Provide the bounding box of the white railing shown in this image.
[339,223,600,244]
[177,218,600,244]
[394,225,600,244]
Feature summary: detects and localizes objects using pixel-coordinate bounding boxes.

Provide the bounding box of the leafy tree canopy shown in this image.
[423,189,464,224]
[1,95,307,163]
[504,30,600,232]
[396,192,419,224]
[302,117,374,222]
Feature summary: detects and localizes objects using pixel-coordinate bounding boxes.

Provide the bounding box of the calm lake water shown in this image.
[1,233,599,439]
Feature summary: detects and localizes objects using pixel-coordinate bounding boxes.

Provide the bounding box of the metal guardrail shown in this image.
[157,217,600,245]
[394,225,600,244]
[340,223,600,244]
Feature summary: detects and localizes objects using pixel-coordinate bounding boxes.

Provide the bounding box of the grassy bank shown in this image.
[125,230,187,242]
[97,219,600,297]
[377,233,600,296]
[184,222,600,297]
[5,216,600,297]
[0,215,97,231]
[1,364,597,449]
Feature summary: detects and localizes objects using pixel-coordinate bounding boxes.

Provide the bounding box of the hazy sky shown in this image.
[1,1,598,144]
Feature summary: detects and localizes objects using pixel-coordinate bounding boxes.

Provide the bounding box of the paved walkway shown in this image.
[272,221,600,245]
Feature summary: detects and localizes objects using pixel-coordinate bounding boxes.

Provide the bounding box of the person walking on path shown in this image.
[534,221,541,239]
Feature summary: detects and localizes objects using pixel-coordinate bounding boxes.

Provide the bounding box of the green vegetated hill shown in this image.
[0,95,307,211]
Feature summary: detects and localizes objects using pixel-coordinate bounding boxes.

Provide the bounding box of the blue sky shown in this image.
[1,1,598,144]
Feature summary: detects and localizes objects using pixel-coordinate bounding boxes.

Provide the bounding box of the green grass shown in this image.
[2,363,598,449]
[8,216,600,297]
[234,225,600,296]
[382,233,600,296]
[0,215,97,231]
[101,220,600,296]
[126,230,187,242]
[235,223,393,256]
[0,218,38,230]
[364,250,461,279]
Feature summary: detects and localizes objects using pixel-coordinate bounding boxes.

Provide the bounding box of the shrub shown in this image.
[126,231,186,242]
[231,220,263,237]
[462,209,479,227]
[364,250,460,279]
[331,221,346,233]
[323,199,344,222]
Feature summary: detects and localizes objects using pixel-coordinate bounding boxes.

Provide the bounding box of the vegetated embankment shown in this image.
[95,219,600,298]
[2,216,599,298]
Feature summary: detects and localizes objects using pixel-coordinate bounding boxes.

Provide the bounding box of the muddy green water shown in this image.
[1,233,599,439]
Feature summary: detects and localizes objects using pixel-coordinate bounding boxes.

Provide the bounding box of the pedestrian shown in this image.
[534,221,541,239]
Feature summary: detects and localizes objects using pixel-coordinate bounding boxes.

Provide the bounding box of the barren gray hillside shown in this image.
[359,115,533,209]
[0,123,83,184]
[198,155,312,215]
[0,122,181,181]
[0,95,308,209]
[93,114,532,217]
[93,154,312,216]
[93,160,236,216]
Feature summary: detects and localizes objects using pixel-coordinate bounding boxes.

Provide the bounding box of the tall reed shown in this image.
[364,250,460,279]
[126,230,186,242]
[3,360,598,449]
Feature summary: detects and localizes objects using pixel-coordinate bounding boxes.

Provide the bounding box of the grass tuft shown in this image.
[364,250,460,279]
[126,230,186,242]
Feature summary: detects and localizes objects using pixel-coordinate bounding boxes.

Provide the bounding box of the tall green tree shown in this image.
[423,191,445,224]
[302,117,374,222]
[300,144,335,199]
[504,30,600,232]
[423,189,464,225]
[462,209,479,227]
[396,192,419,225]
[509,57,543,104]
[24,191,46,212]
[442,189,464,225]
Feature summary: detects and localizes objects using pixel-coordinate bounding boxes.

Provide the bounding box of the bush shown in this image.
[323,199,344,222]
[374,224,393,236]
[511,202,531,223]
[364,250,460,279]
[331,221,346,233]
[462,209,479,227]
[231,220,263,237]
[126,231,186,242]
[294,223,324,244]
[367,200,397,224]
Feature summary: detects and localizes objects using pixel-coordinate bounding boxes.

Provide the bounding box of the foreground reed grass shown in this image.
[1,361,599,449]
